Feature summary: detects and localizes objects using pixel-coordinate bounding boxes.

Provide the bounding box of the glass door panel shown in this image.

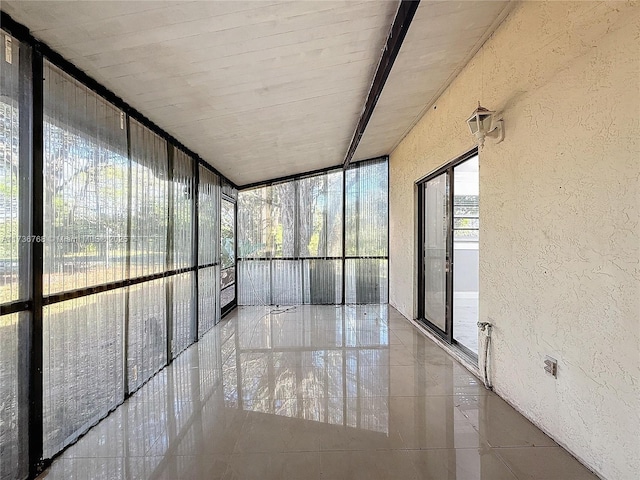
[453,156,479,355]
[220,199,236,311]
[423,172,449,333]
[418,149,479,361]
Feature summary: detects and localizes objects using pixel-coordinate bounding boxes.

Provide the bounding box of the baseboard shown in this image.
[393,310,606,480]
[405,316,483,381]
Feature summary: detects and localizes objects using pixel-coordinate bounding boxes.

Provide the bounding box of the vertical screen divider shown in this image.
[29,45,44,476]
[17,35,33,480]
[341,169,346,305]
[123,113,132,397]
[166,144,175,360]
[192,159,199,342]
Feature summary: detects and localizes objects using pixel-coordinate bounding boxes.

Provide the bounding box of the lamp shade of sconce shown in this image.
[466,102,504,148]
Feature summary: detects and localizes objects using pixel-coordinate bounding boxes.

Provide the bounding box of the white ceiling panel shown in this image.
[2,0,515,185]
[352,0,513,162]
[2,0,398,185]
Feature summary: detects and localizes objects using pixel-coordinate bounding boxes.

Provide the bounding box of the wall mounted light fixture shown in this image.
[466,102,504,148]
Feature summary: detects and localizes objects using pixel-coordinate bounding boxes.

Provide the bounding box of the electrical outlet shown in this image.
[544,356,557,378]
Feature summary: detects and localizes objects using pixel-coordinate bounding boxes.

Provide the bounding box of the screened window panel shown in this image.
[344,259,389,304]
[43,62,129,295]
[237,260,270,305]
[0,31,30,480]
[270,259,302,305]
[345,159,388,257]
[198,265,219,337]
[238,186,271,258]
[237,161,389,306]
[270,182,296,257]
[198,166,220,266]
[298,171,343,258]
[127,279,167,392]
[221,199,234,269]
[237,182,295,258]
[220,194,235,312]
[1,32,31,306]
[221,264,235,310]
[171,272,194,358]
[221,267,235,290]
[220,285,235,310]
[129,120,168,278]
[302,259,342,304]
[172,149,194,269]
[221,180,237,201]
[43,290,125,457]
[0,312,29,480]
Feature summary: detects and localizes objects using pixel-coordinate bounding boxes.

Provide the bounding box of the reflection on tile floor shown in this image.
[38,305,597,480]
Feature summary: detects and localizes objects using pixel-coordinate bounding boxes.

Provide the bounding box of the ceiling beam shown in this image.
[342,0,420,168]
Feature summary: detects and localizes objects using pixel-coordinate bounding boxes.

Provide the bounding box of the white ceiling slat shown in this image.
[352,0,513,162]
[3,0,396,184]
[2,0,512,185]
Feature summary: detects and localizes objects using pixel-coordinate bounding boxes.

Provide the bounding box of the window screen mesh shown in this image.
[298,171,343,257]
[345,158,388,257]
[43,62,129,295]
[0,312,29,480]
[0,25,242,474]
[0,30,30,480]
[172,149,194,270]
[129,120,169,278]
[198,166,220,267]
[43,290,125,457]
[237,160,388,305]
[1,31,30,306]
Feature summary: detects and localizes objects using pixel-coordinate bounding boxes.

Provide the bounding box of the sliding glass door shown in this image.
[418,150,479,358]
[423,172,449,332]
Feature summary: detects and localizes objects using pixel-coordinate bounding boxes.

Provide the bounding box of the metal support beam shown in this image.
[123,113,132,396]
[28,45,44,478]
[166,144,175,361]
[192,160,200,343]
[341,168,347,305]
[17,32,34,480]
[343,0,420,167]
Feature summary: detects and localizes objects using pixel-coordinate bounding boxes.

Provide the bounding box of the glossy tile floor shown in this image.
[38,305,597,480]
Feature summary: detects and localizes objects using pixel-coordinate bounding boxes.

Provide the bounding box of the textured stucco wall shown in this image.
[388,2,640,479]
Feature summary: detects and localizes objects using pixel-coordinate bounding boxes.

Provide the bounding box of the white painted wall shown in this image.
[388,2,640,479]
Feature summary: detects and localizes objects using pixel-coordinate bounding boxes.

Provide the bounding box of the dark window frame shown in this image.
[0,13,239,477]
[416,147,479,360]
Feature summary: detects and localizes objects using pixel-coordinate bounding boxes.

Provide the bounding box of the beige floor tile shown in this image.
[40,306,594,480]
[457,396,557,447]
[225,452,320,480]
[320,450,419,480]
[407,447,519,480]
[494,446,600,480]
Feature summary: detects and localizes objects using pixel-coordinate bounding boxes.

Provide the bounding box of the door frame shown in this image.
[416,148,478,355]
[220,194,237,318]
